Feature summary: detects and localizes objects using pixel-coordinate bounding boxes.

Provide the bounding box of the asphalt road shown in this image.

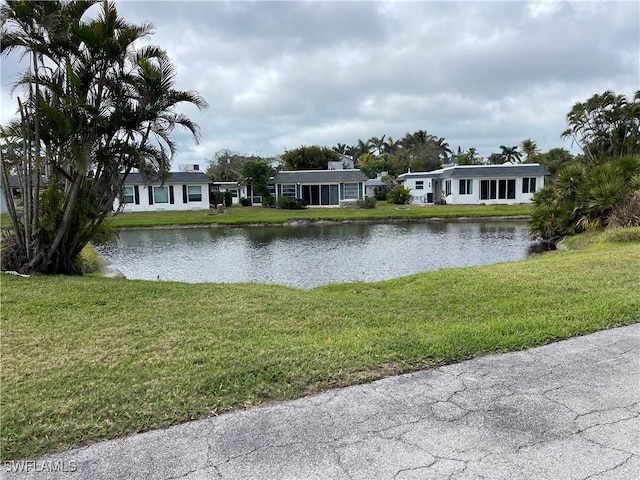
[3,323,639,480]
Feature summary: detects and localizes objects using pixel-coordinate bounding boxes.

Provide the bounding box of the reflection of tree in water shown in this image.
[242,224,375,247]
[98,221,533,287]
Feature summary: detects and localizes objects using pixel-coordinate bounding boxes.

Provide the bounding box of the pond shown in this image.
[98,221,534,288]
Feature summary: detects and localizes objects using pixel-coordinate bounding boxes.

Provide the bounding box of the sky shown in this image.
[1,0,639,169]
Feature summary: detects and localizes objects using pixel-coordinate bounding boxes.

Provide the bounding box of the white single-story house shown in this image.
[396,163,549,205]
[113,171,212,212]
[271,169,369,207]
[211,182,242,204]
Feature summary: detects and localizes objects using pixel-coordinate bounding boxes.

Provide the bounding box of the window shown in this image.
[522,177,536,193]
[459,179,472,195]
[445,180,451,196]
[480,179,515,200]
[415,180,424,190]
[153,186,169,203]
[300,184,340,205]
[124,186,134,204]
[187,185,202,202]
[503,179,516,199]
[344,183,359,199]
[282,184,296,197]
[480,180,496,200]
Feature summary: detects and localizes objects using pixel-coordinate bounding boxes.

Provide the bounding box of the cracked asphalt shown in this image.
[4,323,639,480]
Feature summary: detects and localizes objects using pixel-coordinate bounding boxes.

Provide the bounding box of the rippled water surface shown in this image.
[98,221,532,288]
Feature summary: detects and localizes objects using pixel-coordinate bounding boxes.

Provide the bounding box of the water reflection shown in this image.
[98,221,532,288]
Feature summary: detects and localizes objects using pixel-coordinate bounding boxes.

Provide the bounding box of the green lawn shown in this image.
[1,235,638,461]
[108,203,532,228]
[0,203,531,230]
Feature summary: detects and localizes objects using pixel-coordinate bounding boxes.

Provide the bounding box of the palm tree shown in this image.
[352,138,370,161]
[383,136,401,154]
[332,143,348,155]
[0,0,87,263]
[521,139,539,162]
[434,137,452,160]
[368,135,386,156]
[1,0,207,274]
[499,145,522,163]
[561,90,640,162]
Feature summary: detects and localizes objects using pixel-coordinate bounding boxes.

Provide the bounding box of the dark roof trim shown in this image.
[397,164,549,180]
[272,169,369,184]
[123,172,211,185]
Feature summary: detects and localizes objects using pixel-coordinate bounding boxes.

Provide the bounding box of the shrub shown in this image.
[386,185,412,205]
[262,195,276,208]
[223,191,233,207]
[240,198,252,207]
[529,156,640,239]
[278,196,307,210]
[212,191,225,206]
[74,244,105,274]
[356,197,377,209]
[607,190,640,228]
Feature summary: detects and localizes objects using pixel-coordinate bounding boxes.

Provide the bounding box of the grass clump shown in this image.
[605,226,640,243]
[73,243,106,274]
[1,240,638,460]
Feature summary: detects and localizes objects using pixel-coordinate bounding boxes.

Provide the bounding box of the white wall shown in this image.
[402,175,545,205]
[444,176,545,205]
[0,186,7,214]
[113,183,210,212]
[402,177,435,204]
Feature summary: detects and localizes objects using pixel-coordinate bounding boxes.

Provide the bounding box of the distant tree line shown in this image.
[205,90,639,241]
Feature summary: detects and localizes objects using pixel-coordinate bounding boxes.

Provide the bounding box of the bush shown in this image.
[223,191,233,207]
[262,195,275,208]
[607,190,640,228]
[529,156,640,239]
[386,185,412,205]
[212,191,225,206]
[240,198,252,207]
[74,244,105,274]
[356,197,377,209]
[278,196,307,210]
[375,190,388,201]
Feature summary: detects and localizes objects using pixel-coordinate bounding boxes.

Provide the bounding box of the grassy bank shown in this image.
[109,203,532,228]
[1,236,638,460]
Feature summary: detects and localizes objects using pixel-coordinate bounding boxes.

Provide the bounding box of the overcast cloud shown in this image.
[1,0,638,168]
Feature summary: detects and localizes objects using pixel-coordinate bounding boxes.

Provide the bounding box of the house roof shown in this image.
[3,175,23,187]
[211,182,239,188]
[123,171,211,185]
[442,164,549,178]
[397,163,549,181]
[1,175,52,189]
[272,169,369,184]
[365,178,386,186]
